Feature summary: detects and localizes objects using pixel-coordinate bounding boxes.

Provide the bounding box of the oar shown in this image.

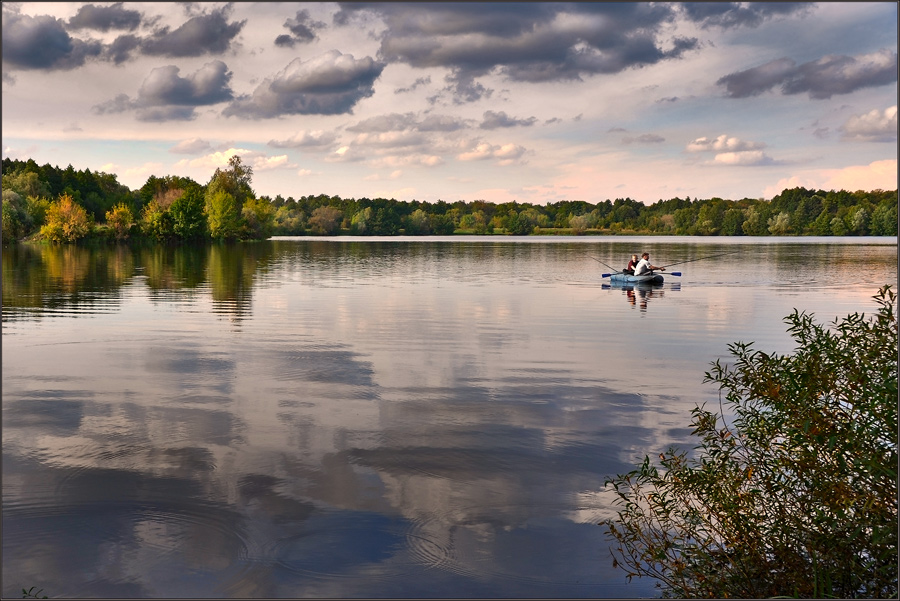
[659,250,740,269]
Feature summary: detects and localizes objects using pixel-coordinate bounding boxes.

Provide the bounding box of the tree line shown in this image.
[2,156,897,244]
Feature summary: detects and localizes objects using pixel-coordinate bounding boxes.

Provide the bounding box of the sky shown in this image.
[2,2,897,206]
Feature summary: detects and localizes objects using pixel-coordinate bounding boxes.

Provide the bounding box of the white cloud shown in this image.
[458,142,526,163]
[687,134,765,153]
[173,148,294,173]
[170,138,213,154]
[840,106,897,142]
[252,154,291,170]
[123,162,164,178]
[821,158,898,191]
[268,129,338,148]
[712,150,774,166]
[763,159,898,197]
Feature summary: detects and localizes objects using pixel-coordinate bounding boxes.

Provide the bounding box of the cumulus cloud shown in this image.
[335,3,701,103]
[458,142,527,164]
[718,49,898,99]
[686,134,765,153]
[174,148,295,172]
[351,131,428,149]
[275,9,326,47]
[687,134,774,166]
[480,110,537,129]
[268,130,339,149]
[140,6,245,58]
[137,61,233,106]
[840,106,898,142]
[68,3,142,31]
[2,11,102,70]
[765,159,898,197]
[224,50,385,118]
[170,138,214,154]
[93,61,234,122]
[821,159,898,191]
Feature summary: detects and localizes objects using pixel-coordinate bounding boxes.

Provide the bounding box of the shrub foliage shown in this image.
[602,285,898,598]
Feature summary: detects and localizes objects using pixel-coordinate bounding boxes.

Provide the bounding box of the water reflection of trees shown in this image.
[2,242,276,322]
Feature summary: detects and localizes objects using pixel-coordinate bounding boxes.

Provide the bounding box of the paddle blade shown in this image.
[601,273,613,278]
[669,272,681,276]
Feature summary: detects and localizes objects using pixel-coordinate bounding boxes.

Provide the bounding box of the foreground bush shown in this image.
[40,193,93,242]
[602,285,897,598]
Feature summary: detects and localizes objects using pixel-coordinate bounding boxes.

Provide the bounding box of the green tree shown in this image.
[40,193,93,242]
[105,203,134,241]
[350,207,373,234]
[205,189,241,240]
[602,286,897,598]
[870,203,898,236]
[207,155,254,214]
[307,205,343,235]
[2,190,31,241]
[721,208,745,236]
[169,186,208,241]
[406,208,431,234]
[25,195,51,228]
[850,207,870,235]
[140,199,173,241]
[767,211,792,235]
[240,196,275,240]
[831,216,849,236]
[2,170,51,199]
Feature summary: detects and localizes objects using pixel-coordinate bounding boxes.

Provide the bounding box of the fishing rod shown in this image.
[659,249,741,269]
[589,256,620,272]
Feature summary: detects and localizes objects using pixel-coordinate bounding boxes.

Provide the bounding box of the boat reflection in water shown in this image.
[602,281,680,312]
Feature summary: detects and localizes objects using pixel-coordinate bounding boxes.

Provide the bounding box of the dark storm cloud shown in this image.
[92,61,234,122]
[274,9,326,47]
[717,57,797,98]
[680,2,813,29]
[67,2,142,31]
[480,110,537,129]
[103,34,141,64]
[719,49,898,99]
[224,50,385,119]
[137,61,233,106]
[3,5,244,71]
[2,11,102,70]
[334,3,701,103]
[140,5,245,57]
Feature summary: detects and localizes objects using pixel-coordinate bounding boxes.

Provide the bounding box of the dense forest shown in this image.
[2,156,897,244]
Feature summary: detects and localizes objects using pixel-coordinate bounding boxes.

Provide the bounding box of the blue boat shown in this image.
[608,271,664,284]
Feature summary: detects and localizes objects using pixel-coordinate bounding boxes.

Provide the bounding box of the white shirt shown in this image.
[633,258,652,275]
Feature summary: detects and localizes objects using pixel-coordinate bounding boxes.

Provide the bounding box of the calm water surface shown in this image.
[3,236,896,598]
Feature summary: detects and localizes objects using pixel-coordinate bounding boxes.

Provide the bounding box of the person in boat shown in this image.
[633,252,665,276]
[625,254,639,275]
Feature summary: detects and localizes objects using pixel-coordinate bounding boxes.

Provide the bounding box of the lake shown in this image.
[2,236,896,598]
